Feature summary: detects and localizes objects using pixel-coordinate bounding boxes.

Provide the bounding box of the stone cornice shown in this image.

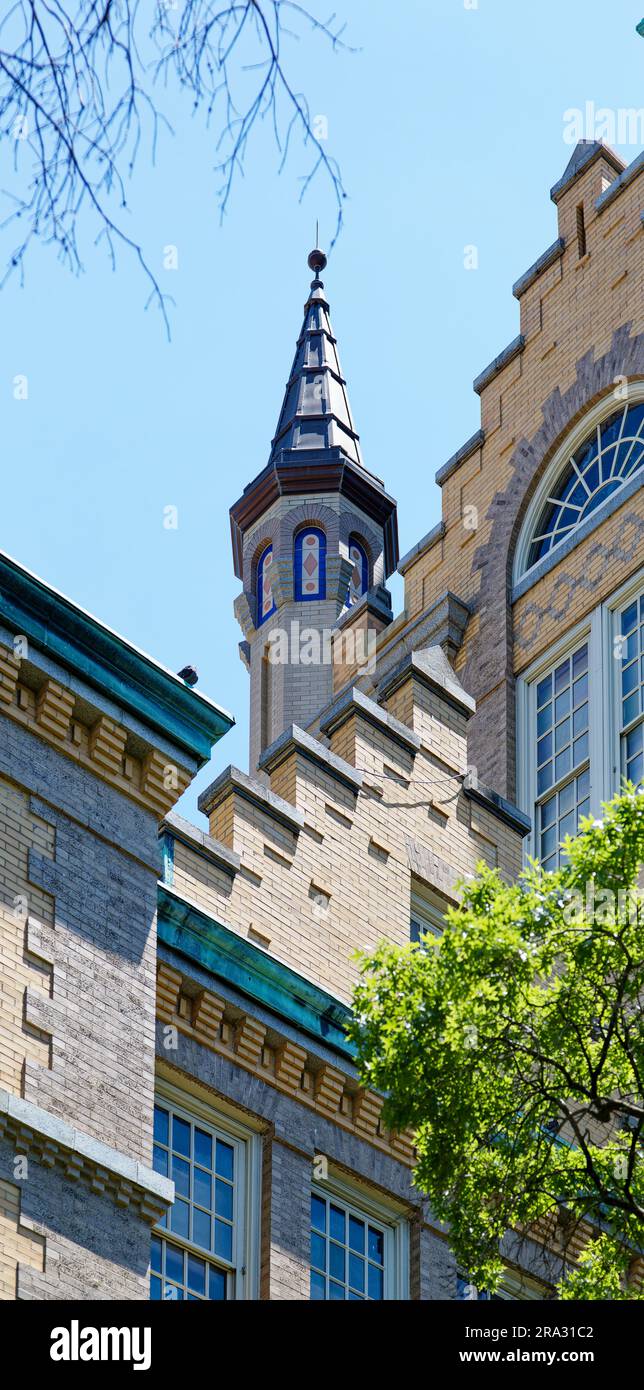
[0,1088,173,1223]
[0,549,233,764]
[0,643,196,820]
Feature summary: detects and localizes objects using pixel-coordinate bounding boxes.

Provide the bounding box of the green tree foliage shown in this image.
[349,789,644,1299]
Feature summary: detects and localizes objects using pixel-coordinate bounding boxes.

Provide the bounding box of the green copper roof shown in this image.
[0,550,233,763]
[158,883,354,1058]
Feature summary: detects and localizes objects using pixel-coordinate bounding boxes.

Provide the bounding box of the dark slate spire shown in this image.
[269,248,362,466]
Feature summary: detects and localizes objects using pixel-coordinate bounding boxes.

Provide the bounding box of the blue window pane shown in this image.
[209,1267,227,1301]
[537,765,553,795]
[555,748,571,782]
[348,1216,365,1254]
[537,703,552,737]
[349,1253,365,1293]
[348,1292,365,1300]
[216,1140,234,1182]
[193,1208,211,1252]
[554,660,569,695]
[537,733,552,765]
[151,1236,162,1274]
[623,692,639,727]
[330,1205,345,1243]
[554,719,570,753]
[170,1200,189,1239]
[368,1263,384,1299]
[172,1116,190,1158]
[165,1242,184,1284]
[150,1275,162,1300]
[572,645,588,677]
[310,1270,326,1300]
[311,1231,326,1272]
[573,733,589,766]
[541,825,556,859]
[577,768,590,799]
[153,1107,169,1147]
[311,1194,326,1232]
[193,1168,212,1211]
[194,1129,212,1170]
[215,1178,233,1222]
[623,602,638,634]
[536,676,551,707]
[153,1145,168,1177]
[187,1254,206,1296]
[329,1242,345,1282]
[368,1227,384,1263]
[573,674,588,706]
[622,663,638,697]
[215,1219,233,1263]
[172,1156,190,1199]
[329,1281,345,1300]
[559,780,574,815]
[555,690,570,722]
[560,811,575,841]
[572,704,588,738]
[540,795,556,828]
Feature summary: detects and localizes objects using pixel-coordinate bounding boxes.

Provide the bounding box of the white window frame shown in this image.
[310,1169,409,1301]
[153,1078,261,1301]
[410,880,445,943]
[513,383,644,585]
[517,563,644,861]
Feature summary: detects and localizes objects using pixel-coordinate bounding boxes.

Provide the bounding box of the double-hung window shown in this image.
[410,881,445,944]
[617,590,644,789]
[309,1178,408,1300]
[151,1090,259,1300]
[532,639,591,869]
[518,568,644,866]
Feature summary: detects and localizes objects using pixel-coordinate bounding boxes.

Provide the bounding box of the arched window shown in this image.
[294,528,326,601]
[519,400,644,577]
[257,545,276,625]
[347,535,369,607]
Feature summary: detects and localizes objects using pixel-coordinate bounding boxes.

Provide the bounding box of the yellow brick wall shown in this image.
[0,775,55,1097]
[403,160,644,653]
[177,689,523,1004]
[0,1179,45,1300]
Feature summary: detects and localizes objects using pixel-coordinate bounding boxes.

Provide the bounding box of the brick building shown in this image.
[0,137,642,1301]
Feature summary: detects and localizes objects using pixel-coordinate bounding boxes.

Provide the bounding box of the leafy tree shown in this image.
[0,2,349,325]
[349,788,644,1300]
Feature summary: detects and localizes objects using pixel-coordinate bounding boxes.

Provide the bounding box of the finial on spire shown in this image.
[307,244,327,276]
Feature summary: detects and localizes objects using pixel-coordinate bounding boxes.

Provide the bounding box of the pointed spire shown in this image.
[269,247,362,466]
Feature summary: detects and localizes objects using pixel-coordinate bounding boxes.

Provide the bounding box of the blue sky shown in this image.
[1,0,643,817]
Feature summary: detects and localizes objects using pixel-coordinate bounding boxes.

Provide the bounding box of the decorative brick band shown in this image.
[0,1089,173,1224]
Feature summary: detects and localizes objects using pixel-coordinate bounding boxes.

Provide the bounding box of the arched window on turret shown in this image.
[294,528,327,601]
[347,535,369,607]
[257,545,276,625]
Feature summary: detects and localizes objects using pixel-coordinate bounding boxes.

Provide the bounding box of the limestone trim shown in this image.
[0,1088,173,1223]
